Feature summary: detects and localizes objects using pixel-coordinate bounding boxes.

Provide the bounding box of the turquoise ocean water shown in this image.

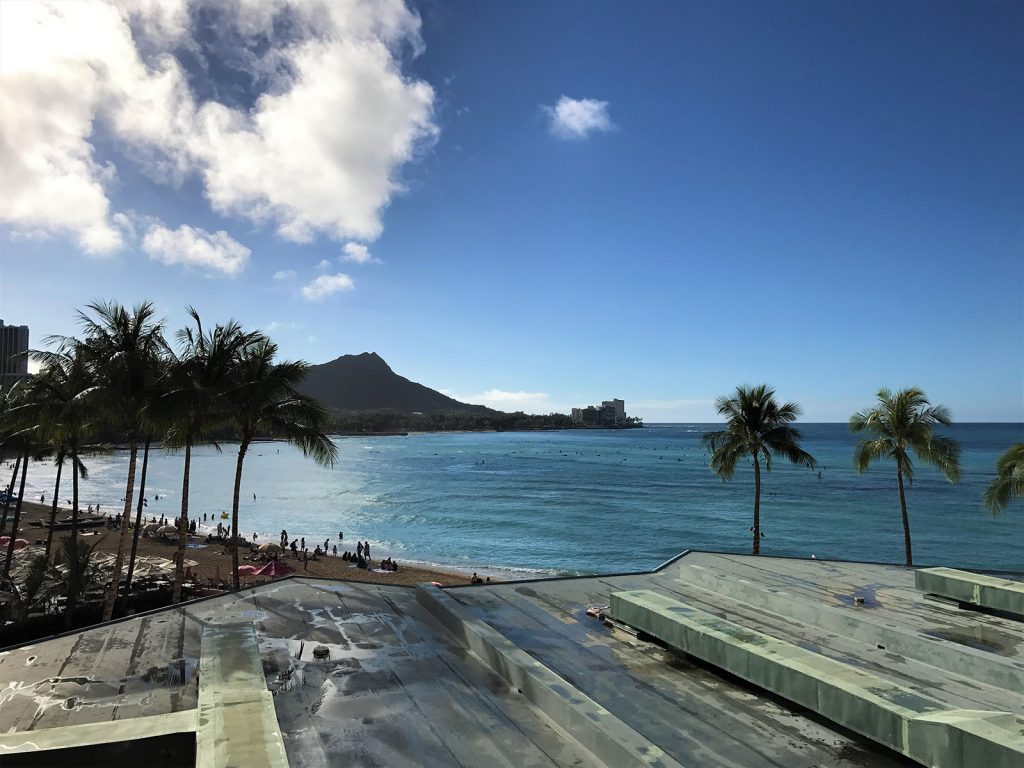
[13,423,1024,576]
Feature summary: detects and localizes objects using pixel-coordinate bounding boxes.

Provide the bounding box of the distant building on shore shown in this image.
[0,320,29,384]
[571,398,627,427]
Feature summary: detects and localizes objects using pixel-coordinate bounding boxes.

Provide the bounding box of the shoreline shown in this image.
[3,501,480,588]
[11,494,550,583]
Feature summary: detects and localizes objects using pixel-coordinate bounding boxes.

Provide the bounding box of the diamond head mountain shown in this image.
[298,352,489,414]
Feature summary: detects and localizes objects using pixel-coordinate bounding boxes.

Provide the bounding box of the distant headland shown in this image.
[298,352,642,433]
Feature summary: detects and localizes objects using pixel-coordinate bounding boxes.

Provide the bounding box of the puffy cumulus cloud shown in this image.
[544,96,613,140]
[0,2,131,253]
[0,0,437,256]
[342,242,374,264]
[272,269,296,280]
[142,224,250,276]
[301,273,355,301]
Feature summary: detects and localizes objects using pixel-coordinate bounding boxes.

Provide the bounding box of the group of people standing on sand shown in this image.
[267,529,398,572]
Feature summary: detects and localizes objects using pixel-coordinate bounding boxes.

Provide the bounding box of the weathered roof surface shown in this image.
[0,551,1021,767]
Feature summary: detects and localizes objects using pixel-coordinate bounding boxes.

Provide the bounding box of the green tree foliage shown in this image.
[702,384,816,555]
[165,308,263,603]
[850,387,961,566]
[983,443,1024,516]
[226,338,337,589]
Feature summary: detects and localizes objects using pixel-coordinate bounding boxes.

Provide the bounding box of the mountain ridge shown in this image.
[297,352,489,414]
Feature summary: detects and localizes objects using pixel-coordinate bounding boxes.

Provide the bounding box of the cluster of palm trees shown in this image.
[0,300,337,624]
[703,384,1022,566]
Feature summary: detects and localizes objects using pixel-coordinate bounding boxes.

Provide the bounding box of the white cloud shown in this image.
[316,259,333,271]
[0,0,438,254]
[264,320,302,333]
[301,273,355,301]
[342,242,374,264]
[462,389,563,414]
[141,223,250,276]
[0,2,129,253]
[273,269,296,280]
[543,96,613,140]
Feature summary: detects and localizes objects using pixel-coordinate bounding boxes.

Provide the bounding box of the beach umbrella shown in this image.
[143,522,160,534]
[257,542,282,554]
[255,560,292,577]
[157,525,178,536]
[237,565,259,575]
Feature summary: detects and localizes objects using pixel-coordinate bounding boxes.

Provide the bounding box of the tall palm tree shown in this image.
[850,387,961,566]
[983,443,1024,516]
[702,384,816,555]
[166,309,260,603]
[2,378,63,576]
[123,350,173,599]
[0,382,27,532]
[28,344,94,554]
[226,339,338,589]
[74,301,167,622]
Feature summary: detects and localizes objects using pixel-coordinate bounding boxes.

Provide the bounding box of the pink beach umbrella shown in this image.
[237,565,260,575]
[255,560,294,577]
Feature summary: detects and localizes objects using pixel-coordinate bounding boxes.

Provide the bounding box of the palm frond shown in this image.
[984,443,1024,515]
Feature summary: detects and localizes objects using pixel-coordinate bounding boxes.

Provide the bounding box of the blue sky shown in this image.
[1,0,1021,422]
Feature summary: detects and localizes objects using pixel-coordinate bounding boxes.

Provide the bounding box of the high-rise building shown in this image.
[0,320,30,381]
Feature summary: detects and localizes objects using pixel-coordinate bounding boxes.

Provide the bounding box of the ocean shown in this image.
[11,423,1023,576]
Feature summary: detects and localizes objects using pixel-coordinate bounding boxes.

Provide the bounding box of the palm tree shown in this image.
[850,388,961,566]
[74,301,167,622]
[123,350,173,599]
[3,381,49,577]
[983,443,1024,516]
[0,382,27,533]
[60,535,101,630]
[226,339,338,589]
[27,344,94,554]
[166,309,260,603]
[702,384,817,555]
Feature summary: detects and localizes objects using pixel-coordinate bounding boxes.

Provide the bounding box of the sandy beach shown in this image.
[2,500,476,588]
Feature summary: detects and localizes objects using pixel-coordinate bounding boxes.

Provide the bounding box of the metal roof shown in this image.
[1,551,1020,767]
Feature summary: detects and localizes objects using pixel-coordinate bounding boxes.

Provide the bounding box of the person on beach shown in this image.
[364,541,370,559]
[357,542,363,558]
[300,537,305,550]
[333,545,337,556]
[339,531,343,541]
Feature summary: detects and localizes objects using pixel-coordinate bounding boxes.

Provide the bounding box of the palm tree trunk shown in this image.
[123,435,151,598]
[752,452,762,555]
[172,440,192,604]
[101,436,138,622]
[3,448,30,576]
[44,453,64,558]
[0,454,21,532]
[897,466,912,566]
[231,439,249,591]
[70,444,80,545]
